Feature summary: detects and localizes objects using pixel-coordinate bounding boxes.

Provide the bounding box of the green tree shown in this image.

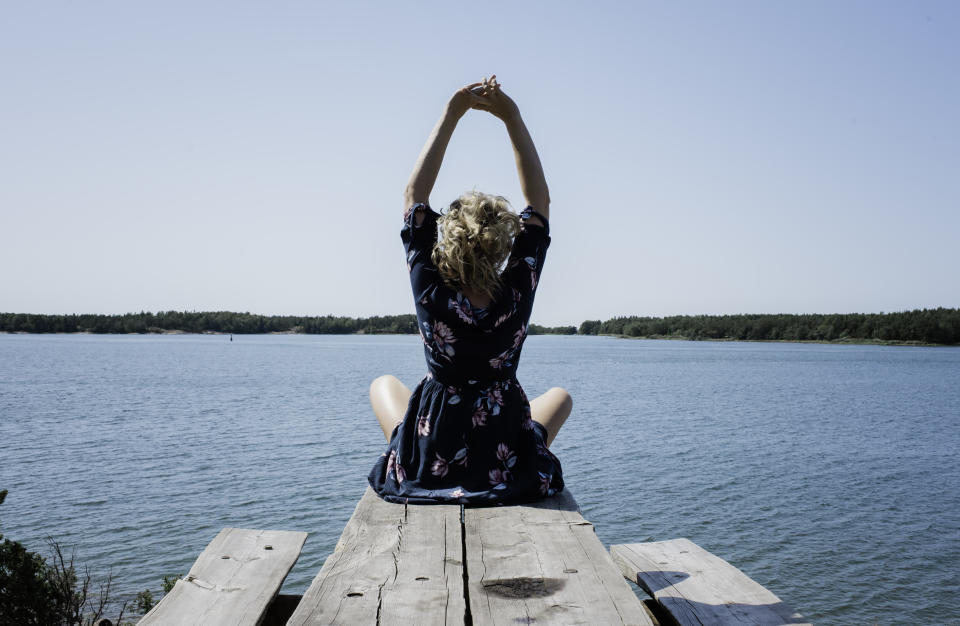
[578,320,601,335]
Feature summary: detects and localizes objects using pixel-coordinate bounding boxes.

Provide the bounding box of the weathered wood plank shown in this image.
[139,528,307,626]
[287,487,463,625]
[611,539,810,625]
[464,491,653,625]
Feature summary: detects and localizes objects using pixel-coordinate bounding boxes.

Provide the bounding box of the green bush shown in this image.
[134,589,154,614]
[0,489,127,625]
[133,574,181,616]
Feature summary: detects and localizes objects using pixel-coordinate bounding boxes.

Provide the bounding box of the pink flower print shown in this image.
[512,324,527,348]
[497,443,518,468]
[386,450,396,476]
[489,352,508,370]
[539,472,551,495]
[449,297,477,325]
[432,320,457,356]
[452,447,469,468]
[431,453,449,478]
[434,320,454,343]
[417,413,431,437]
[485,387,504,415]
[447,386,461,405]
[488,468,504,485]
[471,405,488,428]
[451,488,465,498]
[513,288,521,302]
[396,462,406,484]
[494,310,512,327]
[522,417,535,431]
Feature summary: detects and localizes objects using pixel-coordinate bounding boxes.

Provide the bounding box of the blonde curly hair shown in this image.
[432,191,522,300]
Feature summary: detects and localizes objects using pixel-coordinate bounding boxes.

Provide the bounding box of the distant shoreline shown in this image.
[608,333,947,347]
[0,329,952,348]
[2,309,958,345]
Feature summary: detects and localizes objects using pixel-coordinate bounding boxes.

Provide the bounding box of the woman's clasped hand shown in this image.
[448,74,520,121]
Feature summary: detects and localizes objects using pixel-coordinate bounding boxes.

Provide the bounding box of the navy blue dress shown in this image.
[368,203,564,505]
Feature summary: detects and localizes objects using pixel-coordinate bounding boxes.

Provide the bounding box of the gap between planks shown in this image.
[288,488,652,625]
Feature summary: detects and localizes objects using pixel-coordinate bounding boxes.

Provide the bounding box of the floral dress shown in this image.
[368,203,564,505]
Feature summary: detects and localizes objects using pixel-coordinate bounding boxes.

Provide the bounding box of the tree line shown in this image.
[0,311,418,335]
[2,308,958,344]
[576,308,960,345]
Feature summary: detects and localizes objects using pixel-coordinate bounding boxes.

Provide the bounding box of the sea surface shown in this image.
[1,334,958,624]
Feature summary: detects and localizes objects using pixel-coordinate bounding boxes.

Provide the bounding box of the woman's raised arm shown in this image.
[404,83,485,213]
[472,78,550,222]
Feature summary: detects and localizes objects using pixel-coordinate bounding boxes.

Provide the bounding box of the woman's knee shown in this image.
[370,374,401,396]
[548,387,573,413]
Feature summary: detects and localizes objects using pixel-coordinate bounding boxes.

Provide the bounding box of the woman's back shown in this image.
[408,204,548,381]
[368,202,563,504]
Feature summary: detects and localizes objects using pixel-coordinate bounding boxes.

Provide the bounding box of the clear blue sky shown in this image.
[2,1,957,326]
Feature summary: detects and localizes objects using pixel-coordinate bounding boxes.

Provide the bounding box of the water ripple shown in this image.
[0,334,958,623]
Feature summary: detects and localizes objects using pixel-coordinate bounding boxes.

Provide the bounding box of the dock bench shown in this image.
[139,528,307,625]
[139,492,807,625]
[611,539,809,625]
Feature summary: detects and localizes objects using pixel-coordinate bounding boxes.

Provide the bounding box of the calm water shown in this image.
[1,334,958,624]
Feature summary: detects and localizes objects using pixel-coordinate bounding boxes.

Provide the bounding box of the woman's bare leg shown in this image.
[370,375,411,441]
[530,387,572,447]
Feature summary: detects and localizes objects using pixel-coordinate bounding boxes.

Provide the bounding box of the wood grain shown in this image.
[611,539,810,625]
[287,487,463,625]
[464,491,653,625]
[138,528,307,626]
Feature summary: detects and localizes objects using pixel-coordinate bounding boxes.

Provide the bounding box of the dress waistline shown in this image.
[427,370,517,389]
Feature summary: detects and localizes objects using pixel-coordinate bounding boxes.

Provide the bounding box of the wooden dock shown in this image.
[139,488,808,625]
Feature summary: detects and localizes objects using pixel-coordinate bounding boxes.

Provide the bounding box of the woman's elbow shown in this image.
[532,192,550,214]
[403,187,418,209]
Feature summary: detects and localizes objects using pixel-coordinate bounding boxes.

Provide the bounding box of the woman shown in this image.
[368,76,571,505]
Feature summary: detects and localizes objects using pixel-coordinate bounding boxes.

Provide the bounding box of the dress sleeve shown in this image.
[505,207,551,302]
[401,203,443,301]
